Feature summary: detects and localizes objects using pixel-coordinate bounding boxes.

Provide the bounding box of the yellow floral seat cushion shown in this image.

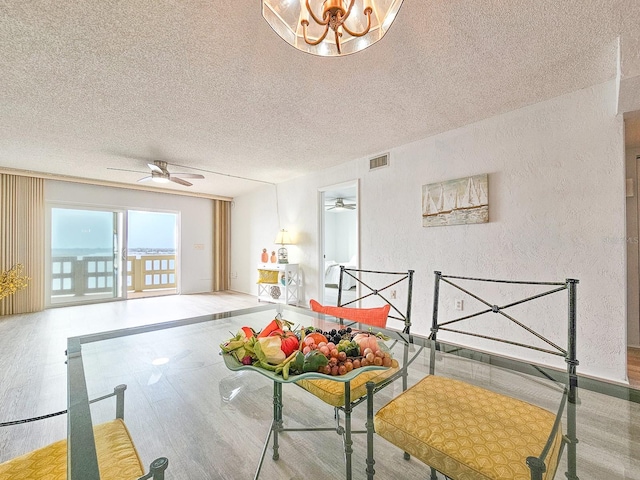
[374,375,562,480]
[0,418,144,480]
[296,365,399,407]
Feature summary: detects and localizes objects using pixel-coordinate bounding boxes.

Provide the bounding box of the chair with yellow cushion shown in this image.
[0,384,168,480]
[296,267,414,479]
[368,271,579,480]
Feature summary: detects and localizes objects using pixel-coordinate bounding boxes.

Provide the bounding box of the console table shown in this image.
[257,263,301,306]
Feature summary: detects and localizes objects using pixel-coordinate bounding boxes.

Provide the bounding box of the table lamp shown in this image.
[274,229,293,264]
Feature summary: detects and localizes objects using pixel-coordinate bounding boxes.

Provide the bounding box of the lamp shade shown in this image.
[262,0,404,57]
[275,229,293,245]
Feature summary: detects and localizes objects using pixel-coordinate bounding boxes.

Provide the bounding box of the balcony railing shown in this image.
[51,254,176,297]
[126,255,176,292]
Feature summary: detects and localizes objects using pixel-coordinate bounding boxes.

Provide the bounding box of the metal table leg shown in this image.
[343,380,353,480]
[365,382,375,479]
[254,381,283,479]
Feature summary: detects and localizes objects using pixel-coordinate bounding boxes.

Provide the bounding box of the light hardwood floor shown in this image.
[1,293,639,479]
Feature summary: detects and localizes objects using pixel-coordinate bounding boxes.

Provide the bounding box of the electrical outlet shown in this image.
[390,290,396,299]
[230,272,237,279]
[455,299,464,311]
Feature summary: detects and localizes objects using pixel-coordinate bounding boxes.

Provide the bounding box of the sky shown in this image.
[51,208,176,250]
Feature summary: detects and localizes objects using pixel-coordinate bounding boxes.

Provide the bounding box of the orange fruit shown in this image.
[306,332,328,345]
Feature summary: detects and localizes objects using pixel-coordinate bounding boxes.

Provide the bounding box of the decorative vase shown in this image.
[270,251,276,263]
[261,248,268,263]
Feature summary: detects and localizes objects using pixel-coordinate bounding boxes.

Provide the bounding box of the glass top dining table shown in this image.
[66,303,640,480]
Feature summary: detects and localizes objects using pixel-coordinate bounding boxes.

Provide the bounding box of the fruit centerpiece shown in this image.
[220,316,398,380]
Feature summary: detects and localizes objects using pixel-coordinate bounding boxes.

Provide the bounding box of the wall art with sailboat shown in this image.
[422,174,489,227]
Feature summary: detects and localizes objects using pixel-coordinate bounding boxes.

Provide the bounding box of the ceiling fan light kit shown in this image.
[262,0,404,57]
[134,160,204,187]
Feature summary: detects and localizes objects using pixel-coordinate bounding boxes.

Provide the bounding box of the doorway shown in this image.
[319,181,359,306]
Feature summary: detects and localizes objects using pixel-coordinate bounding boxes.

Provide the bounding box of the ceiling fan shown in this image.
[110,160,204,187]
[326,198,356,211]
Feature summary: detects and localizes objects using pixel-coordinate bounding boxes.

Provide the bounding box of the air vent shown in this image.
[369,153,389,170]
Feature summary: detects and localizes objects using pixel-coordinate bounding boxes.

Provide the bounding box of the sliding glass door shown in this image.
[49,207,124,306]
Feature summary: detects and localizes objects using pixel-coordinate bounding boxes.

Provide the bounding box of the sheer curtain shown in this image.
[212,199,230,291]
[0,174,45,315]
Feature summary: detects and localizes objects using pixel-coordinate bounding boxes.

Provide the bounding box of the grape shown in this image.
[363,348,373,356]
[344,361,353,372]
[338,365,347,375]
[352,359,361,369]
[330,348,339,358]
[303,346,311,354]
[319,345,330,356]
[337,351,347,362]
[365,352,375,363]
[373,357,383,366]
[330,365,339,376]
[382,357,392,367]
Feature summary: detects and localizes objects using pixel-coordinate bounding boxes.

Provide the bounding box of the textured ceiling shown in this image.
[1,0,638,198]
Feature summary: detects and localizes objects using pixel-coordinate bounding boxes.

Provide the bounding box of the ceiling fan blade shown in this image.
[171,173,205,179]
[148,163,164,174]
[170,176,192,187]
[106,167,148,174]
[137,176,153,183]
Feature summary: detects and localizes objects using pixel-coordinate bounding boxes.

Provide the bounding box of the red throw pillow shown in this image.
[309,299,390,328]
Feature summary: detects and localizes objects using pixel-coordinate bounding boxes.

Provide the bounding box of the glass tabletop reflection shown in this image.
[66,304,640,480]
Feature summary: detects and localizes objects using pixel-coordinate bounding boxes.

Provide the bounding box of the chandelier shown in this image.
[262,0,404,57]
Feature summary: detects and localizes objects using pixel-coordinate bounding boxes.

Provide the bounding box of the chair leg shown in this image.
[566,388,579,480]
[430,467,438,479]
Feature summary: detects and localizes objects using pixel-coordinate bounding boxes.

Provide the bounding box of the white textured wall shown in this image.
[45,181,214,294]
[232,80,627,382]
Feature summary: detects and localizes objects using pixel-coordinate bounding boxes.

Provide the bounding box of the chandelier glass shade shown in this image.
[262,0,404,57]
